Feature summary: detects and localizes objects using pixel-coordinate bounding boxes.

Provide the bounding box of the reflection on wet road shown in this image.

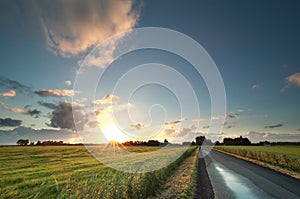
[201,148,300,199]
[212,162,274,199]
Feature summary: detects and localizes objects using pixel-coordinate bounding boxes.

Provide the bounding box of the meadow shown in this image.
[0,145,197,199]
[214,145,300,172]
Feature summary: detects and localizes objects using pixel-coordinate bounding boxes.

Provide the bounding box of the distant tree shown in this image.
[36,140,41,146]
[164,139,169,144]
[195,136,205,145]
[29,141,35,146]
[215,141,221,145]
[147,140,160,146]
[191,141,196,145]
[223,136,251,145]
[16,139,29,146]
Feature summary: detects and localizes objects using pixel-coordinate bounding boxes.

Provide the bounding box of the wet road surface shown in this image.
[196,148,300,199]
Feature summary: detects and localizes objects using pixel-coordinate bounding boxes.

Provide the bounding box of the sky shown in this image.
[0,0,300,145]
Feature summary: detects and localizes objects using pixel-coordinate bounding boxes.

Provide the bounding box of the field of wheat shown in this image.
[0,145,197,198]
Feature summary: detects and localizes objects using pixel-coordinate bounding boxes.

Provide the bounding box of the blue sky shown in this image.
[0,0,299,144]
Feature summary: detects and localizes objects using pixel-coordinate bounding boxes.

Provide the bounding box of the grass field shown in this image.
[0,145,197,199]
[214,146,300,172]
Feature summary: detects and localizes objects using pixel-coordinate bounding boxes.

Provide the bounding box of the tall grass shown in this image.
[215,146,300,172]
[0,145,196,198]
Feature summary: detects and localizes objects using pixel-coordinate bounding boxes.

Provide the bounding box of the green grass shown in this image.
[214,145,300,172]
[0,145,197,199]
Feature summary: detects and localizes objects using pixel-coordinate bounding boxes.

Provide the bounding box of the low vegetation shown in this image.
[215,146,300,172]
[0,145,197,198]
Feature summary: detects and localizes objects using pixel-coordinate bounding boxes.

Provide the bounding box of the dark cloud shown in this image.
[264,124,283,129]
[0,76,31,93]
[48,101,88,131]
[27,109,41,118]
[38,101,58,109]
[0,118,22,127]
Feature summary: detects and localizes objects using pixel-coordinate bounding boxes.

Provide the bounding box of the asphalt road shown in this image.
[197,148,300,199]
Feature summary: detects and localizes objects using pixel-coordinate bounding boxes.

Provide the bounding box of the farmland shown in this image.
[214,145,300,173]
[0,145,197,199]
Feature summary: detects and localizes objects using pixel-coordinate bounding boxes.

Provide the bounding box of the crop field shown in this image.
[214,146,300,172]
[0,145,197,199]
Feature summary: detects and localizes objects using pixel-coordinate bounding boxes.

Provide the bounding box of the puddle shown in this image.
[214,163,275,199]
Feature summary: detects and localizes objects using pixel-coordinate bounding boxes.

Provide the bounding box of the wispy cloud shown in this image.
[1,90,16,97]
[35,89,78,97]
[0,118,22,127]
[2,104,41,118]
[192,118,207,122]
[212,114,238,120]
[227,124,237,129]
[38,101,58,109]
[0,76,31,94]
[164,118,187,126]
[33,0,141,57]
[252,84,263,89]
[93,94,120,105]
[281,72,300,91]
[264,123,283,129]
[246,131,300,143]
[129,123,145,131]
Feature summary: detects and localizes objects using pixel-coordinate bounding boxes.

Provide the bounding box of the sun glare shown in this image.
[102,124,127,143]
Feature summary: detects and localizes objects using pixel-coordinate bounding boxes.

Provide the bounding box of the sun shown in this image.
[102,124,127,143]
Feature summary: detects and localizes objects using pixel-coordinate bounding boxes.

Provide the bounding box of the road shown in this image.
[195,148,300,199]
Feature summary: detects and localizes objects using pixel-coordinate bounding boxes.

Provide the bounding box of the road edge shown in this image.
[194,148,214,199]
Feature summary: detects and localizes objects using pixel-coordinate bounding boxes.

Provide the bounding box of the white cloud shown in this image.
[93,94,120,105]
[64,80,72,86]
[35,0,141,57]
[282,72,300,91]
[1,90,16,97]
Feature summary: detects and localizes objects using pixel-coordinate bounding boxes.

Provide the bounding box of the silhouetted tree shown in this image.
[147,140,160,146]
[223,136,251,145]
[195,136,205,145]
[17,139,29,146]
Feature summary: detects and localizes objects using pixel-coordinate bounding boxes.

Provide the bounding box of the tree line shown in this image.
[16,139,72,146]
